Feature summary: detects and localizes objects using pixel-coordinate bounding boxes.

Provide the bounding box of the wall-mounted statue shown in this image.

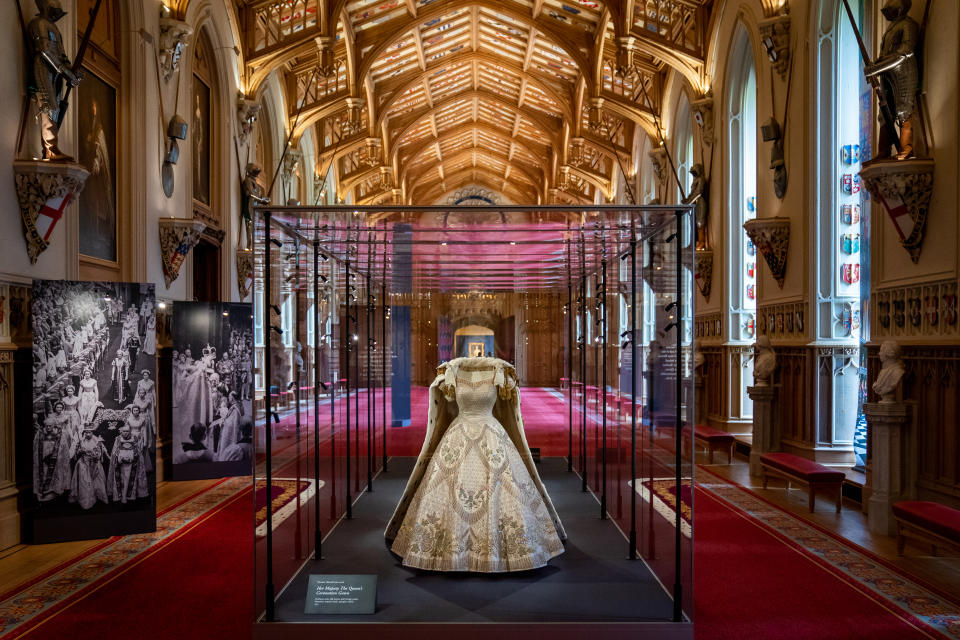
[25,0,81,161]
[872,340,906,403]
[861,0,921,160]
[240,163,269,250]
[683,164,709,250]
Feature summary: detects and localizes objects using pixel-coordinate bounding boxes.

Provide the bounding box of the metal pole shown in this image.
[646,238,656,561]
[381,220,388,472]
[567,283,573,472]
[366,269,373,492]
[345,242,352,519]
[600,247,608,520]
[671,212,684,622]
[580,269,587,493]
[313,238,322,560]
[329,257,336,521]
[294,256,302,559]
[263,209,275,621]
[629,222,638,560]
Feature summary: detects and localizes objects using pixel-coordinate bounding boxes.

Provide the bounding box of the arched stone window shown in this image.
[726,23,758,344]
[812,0,872,461]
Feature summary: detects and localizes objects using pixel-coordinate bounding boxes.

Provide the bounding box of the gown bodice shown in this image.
[452,367,498,419]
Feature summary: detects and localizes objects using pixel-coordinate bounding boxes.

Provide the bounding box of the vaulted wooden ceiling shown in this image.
[237,0,712,205]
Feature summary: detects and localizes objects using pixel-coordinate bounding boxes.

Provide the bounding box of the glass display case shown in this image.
[252,205,694,639]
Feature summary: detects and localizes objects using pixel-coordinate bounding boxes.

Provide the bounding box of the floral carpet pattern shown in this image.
[699,472,960,640]
[0,477,249,638]
[631,477,693,538]
[254,478,318,537]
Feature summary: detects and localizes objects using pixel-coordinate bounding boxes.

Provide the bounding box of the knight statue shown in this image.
[864,0,920,160]
[240,163,269,250]
[26,0,81,161]
[682,164,709,250]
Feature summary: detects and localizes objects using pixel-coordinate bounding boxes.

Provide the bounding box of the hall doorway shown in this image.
[454,325,494,358]
[192,239,220,302]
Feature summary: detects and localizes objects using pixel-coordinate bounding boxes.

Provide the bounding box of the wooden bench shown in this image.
[759,452,845,513]
[683,424,735,464]
[892,501,960,557]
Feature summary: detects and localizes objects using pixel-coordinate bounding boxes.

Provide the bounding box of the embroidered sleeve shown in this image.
[437,363,456,401]
[496,363,518,400]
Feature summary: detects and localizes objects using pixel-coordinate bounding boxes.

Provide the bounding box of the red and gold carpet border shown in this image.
[0,477,248,639]
[699,470,960,639]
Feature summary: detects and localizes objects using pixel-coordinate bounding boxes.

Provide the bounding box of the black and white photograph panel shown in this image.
[171,302,253,480]
[31,279,157,543]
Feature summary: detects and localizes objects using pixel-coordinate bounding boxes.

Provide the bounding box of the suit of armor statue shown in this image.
[240,163,269,250]
[26,0,80,161]
[865,0,920,160]
[683,164,709,250]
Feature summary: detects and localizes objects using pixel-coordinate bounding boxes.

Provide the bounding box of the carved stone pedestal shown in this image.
[13,160,89,264]
[864,401,911,536]
[860,158,933,264]
[747,384,780,476]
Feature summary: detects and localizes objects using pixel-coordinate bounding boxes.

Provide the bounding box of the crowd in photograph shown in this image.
[32,281,156,509]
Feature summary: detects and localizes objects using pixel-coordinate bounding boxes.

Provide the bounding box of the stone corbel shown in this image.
[569,137,586,167]
[648,148,668,191]
[362,137,382,166]
[615,36,638,76]
[316,35,337,76]
[587,97,605,133]
[13,160,89,264]
[859,158,934,264]
[743,217,790,288]
[379,166,393,189]
[691,93,714,147]
[344,97,364,135]
[158,218,206,288]
[759,13,791,81]
[158,17,193,83]
[695,249,713,300]
[282,148,302,184]
[236,249,254,300]
[237,95,261,146]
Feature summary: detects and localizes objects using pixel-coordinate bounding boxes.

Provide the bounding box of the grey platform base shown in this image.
[255,457,691,640]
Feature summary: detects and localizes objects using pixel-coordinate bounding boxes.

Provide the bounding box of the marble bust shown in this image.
[753,335,776,386]
[873,340,906,403]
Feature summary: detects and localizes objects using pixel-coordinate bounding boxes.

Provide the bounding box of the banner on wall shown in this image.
[30,279,157,543]
[171,302,253,480]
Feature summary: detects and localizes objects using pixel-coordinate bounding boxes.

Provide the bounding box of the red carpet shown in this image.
[4,387,956,639]
[693,487,944,639]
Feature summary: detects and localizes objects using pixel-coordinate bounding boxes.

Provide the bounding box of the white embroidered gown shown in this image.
[387,358,565,572]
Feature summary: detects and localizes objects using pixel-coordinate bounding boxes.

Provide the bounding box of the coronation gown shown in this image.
[386,357,565,572]
[69,433,109,509]
[78,377,99,425]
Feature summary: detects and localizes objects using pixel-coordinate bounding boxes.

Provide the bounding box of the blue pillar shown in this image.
[390,223,413,427]
[391,305,411,427]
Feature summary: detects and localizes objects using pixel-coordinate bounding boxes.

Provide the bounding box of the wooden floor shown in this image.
[1,451,958,606]
[0,477,220,596]
[700,450,960,598]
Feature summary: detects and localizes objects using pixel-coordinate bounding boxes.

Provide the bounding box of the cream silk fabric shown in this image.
[385,357,565,572]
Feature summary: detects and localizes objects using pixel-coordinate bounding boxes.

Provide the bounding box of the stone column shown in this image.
[747,384,779,476]
[864,401,911,536]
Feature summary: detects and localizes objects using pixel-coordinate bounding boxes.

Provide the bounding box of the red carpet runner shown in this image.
[2,388,957,639]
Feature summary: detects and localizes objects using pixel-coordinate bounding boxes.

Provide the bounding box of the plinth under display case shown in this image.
[251,205,695,639]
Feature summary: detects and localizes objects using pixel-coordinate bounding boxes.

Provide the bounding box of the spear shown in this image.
[55,0,104,130]
[840,0,901,154]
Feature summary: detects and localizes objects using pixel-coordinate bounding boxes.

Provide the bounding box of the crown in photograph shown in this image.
[202,344,216,357]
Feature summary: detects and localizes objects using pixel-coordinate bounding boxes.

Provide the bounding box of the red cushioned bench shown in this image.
[683,424,735,464]
[759,452,845,513]
[892,501,960,557]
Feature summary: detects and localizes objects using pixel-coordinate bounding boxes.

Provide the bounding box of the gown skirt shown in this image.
[390,412,564,572]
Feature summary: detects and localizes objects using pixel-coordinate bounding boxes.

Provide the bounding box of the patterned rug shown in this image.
[630,477,693,538]
[254,478,319,537]
[699,468,960,639]
[0,477,249,638]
